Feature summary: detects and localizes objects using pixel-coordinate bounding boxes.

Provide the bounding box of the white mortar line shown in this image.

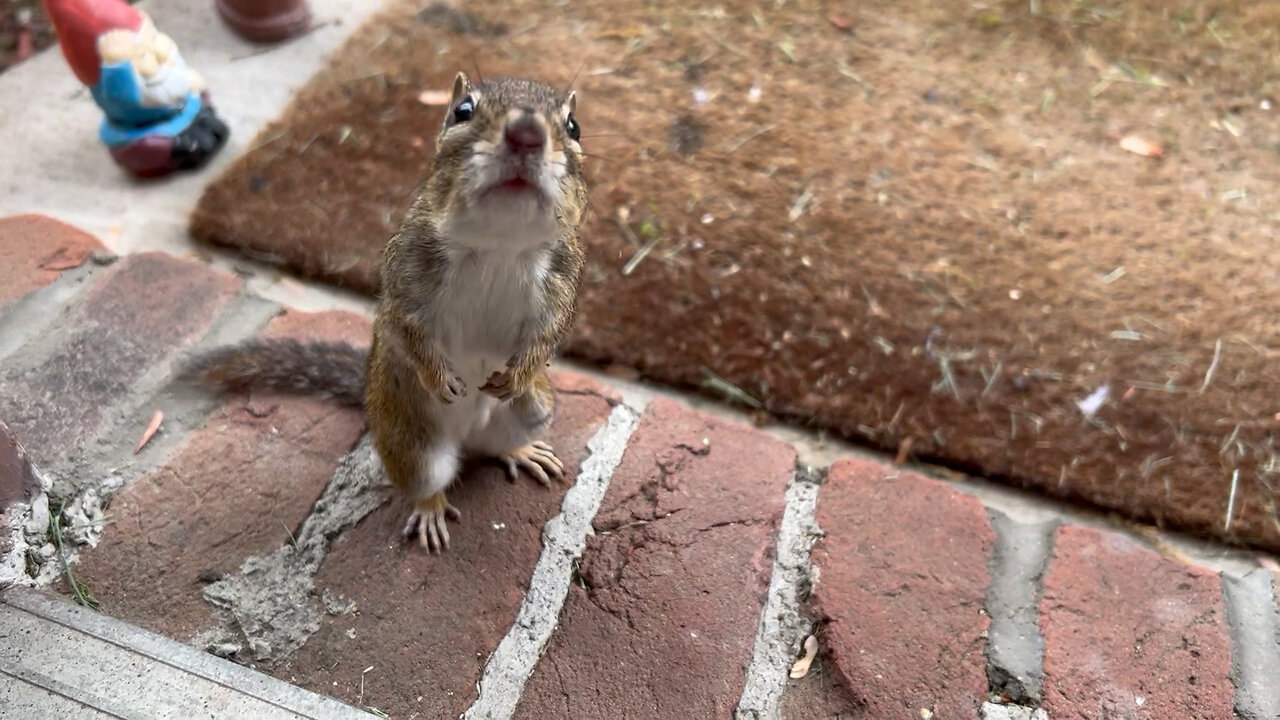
[981,702,1049,719]
[1222,569,1280,720]
[735,466,823,720]
[462,401,642,720]
[982,512,1055,706]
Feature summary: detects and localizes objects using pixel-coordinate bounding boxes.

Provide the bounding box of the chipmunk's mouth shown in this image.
[498,177,533,190]
[480,166,548,201]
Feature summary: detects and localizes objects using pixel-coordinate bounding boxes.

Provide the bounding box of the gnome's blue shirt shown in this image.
[90,61,201,147]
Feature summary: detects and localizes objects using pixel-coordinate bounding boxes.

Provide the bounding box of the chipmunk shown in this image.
[186,72,588,553]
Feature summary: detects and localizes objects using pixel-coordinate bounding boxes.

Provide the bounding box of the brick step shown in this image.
[0,223,241,471]
[1,213,1277,720]
[789,462,1277,720]
[72,308,371,645]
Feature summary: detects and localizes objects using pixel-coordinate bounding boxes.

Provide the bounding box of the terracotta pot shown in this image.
[215,0,312,43]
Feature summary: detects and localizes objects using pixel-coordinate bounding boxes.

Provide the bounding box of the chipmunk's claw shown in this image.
[500,441,565,486]
[440,374,468,403]
[403,493,462,553]
[419,367,467,404]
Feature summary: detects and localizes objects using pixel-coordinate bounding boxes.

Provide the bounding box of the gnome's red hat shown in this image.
[42,0,144,86]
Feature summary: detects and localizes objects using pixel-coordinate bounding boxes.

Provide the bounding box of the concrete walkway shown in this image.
[0,585,366,718]
[1,1,1279,719]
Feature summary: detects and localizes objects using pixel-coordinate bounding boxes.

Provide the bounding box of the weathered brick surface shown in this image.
[809,460,994,719]
[0,421,39,510]
[74,310,370,642]
[275,373,619,719]
[0,421,42,560]
[1040,525,1234,720]
[516,397,795,719]
[0,252,239,466]
[780,650,865,719]
[0,214,104,307]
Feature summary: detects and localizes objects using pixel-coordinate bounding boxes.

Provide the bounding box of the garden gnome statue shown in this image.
[42,0,229,178]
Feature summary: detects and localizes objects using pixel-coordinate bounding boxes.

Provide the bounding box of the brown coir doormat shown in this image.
[192,0,1280,552]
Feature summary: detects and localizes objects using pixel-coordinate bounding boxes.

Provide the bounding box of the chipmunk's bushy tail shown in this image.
[183,337,368,406]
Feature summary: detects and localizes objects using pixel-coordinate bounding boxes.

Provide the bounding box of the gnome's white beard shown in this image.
[96,16,199,110]
[139,53,193,108]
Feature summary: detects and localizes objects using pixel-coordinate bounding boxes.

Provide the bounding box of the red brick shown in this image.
[258,306,372,347]
[75,310,371,642]
[516,397,795,719]
[0,214,105,307]
[810,459,993,719]
[0,421,42,560]
[0,252,239,466]
[1040,525,1234,720]
[274,372,618,719]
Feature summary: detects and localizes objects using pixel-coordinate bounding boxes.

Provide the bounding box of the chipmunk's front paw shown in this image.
[419,367,467,404]
[480,368,523,401]
[441,374,467,403]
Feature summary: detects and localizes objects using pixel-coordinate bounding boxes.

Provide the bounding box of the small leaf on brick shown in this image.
[134,410,164,454]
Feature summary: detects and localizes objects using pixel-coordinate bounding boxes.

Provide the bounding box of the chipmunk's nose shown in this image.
[504,111,546,154]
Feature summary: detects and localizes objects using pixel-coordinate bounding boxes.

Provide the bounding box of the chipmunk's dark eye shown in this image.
[565,113,580,141]
[453,96,475,123]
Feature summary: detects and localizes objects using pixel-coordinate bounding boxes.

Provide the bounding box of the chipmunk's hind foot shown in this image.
[499,441,564,486]
[403,493,462,554]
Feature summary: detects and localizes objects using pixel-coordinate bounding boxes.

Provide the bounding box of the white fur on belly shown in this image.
[428,207,555,442]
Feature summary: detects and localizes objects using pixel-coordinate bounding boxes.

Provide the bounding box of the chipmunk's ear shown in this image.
[451,72,470,104]
[565,90,577,115]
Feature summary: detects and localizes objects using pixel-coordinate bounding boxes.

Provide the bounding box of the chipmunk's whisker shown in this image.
[565,58,587,92]
[579,151,618,163]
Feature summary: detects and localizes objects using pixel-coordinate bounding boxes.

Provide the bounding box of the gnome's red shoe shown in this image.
[216,0,312,43]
